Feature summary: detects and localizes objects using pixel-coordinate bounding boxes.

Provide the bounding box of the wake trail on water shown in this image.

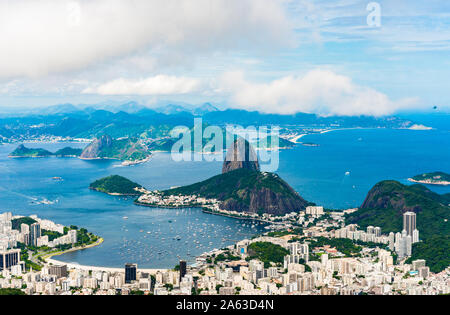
[0,186,39,201]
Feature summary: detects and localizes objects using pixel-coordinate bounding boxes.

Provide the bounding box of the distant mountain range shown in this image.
[18,101,219,116]
[0,101,418,142]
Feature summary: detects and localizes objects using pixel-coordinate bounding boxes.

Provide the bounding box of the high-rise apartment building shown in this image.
[179,260,187,282]
[403,212,416,236]
[29,223,41,247]
[0,249,21,271]
[49,264,68,278]
[125,263,137,283]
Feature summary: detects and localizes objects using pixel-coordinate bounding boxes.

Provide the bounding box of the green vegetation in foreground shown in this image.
[41,230,64,241]
[247,242,289,268]
[11,217,37,230]
[9,144,82,158]
[346,181,450,240]
[406,236,450,273]
[90,175,143,195]
[214,251,241,263]
[0,288,25,295]
[411,171,450,183]
[16,245,42,271]
[267,228,302,238]
[307,237,363,258]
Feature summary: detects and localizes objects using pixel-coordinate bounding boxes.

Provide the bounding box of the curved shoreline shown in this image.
[42,237,105,262]
[43,238,167,273]
[46,259,168,274]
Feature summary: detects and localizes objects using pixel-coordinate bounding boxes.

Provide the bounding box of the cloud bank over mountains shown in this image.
[82,70,416,116]
[220,70,417,117]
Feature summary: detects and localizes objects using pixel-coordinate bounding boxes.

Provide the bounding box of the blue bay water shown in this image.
[0,144,264,269]
[0,128,448,268]
[276,129,450,209]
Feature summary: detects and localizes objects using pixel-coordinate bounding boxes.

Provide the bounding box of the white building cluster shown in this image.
[0,212,79,279]
[137,191,219,210]
[0,208,446,296]
[333,224,389,244]
[1,213,78,250]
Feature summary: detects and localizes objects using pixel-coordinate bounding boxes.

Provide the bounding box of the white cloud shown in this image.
[220,69,417,116]
[0,0,293,79]
[83,75,201,96]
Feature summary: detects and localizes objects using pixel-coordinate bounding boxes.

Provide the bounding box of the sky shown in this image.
[0,0,449,116]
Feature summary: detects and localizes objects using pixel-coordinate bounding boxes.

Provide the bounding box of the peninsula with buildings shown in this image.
[0,212,102,279]
[408,172,450,186]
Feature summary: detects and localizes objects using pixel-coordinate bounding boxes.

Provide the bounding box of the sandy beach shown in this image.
[46,258,168,274]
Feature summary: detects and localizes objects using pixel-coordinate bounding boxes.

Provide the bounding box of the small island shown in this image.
[90,175,145,196]
[408,171,450,186]
[9,144,83,158]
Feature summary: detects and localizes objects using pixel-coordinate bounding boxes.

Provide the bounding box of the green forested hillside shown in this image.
[165,169,311,215]
[9,144,82,158]
[346,180,450,272]
[90,175,143,195]
[346,181,449,239]
[9,145,53,157]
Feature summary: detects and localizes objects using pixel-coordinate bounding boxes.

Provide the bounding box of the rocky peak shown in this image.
[80,134,113,159]
[222,138,260,174]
